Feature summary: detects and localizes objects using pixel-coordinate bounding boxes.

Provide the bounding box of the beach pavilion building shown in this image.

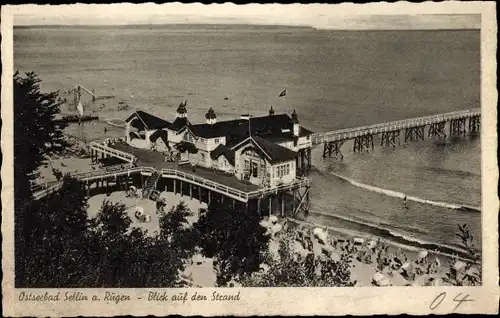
[123,102,314,188]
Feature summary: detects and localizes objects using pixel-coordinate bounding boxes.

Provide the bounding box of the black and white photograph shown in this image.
[2,2,498,316]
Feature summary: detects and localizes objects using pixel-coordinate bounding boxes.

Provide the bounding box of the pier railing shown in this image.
[33,165,310,203]
[312,108,481,144]
[89,141,137,163]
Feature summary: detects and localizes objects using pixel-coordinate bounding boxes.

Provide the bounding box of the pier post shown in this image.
[281,193,285,217]
[257,197,261,216]
[450,118,467,136]
[323,141,344,160]
[198,186,201,202]
[173,179,177,194]
[208,190,211,204]
[268,195,272,217]
[353,135,374,152]
[381,130,400,148]
[404,126,425,142]
[428,122,447,138]
[307,148,312,170]
[189,183,193,199]
[180,181,183,197]
[468,115,480,133]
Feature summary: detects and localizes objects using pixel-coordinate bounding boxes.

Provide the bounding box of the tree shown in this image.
[14,71,68,286]
[193,201,270,286]
[240,231,356,287]
[14,71,68,181]
[18,176,92,287]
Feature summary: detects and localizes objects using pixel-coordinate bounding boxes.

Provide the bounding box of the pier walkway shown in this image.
[312,108,480,158]
[34,141,310,209]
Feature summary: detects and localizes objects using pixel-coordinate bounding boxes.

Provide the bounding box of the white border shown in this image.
[2,2,498,316]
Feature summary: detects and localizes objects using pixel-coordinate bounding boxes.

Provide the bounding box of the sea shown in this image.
[14,24,481,255]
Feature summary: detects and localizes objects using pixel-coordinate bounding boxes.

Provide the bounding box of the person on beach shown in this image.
[403,195,408,208]
[104,126,107,135]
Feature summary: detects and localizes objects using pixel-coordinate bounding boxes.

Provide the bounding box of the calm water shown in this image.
[14,25,481,253]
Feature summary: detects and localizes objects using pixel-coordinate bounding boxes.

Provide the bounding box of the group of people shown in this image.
[164,149,181,163]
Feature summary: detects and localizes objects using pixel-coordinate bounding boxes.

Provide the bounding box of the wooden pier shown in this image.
[34,143,311,218]
[317,108,481,159]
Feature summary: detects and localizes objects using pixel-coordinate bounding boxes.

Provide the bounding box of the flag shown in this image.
[279,89,287,97]
[77,100,84,117]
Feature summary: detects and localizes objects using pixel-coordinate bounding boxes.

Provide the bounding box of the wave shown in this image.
[328,171,481,212]
[105,118,126,128]
[289,217,474,261]
[309,209,428,237]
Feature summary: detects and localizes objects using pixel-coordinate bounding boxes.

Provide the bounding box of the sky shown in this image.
[11,3,481,30]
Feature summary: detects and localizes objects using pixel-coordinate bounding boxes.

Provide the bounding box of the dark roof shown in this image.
[125,111,171,130]
[190,113,299,139]
[169,117,191,131]
[299,127,313,137]
[233,136,298,164]
[210,144,235,166]
[149,129,169,145]
[175,141,198,154]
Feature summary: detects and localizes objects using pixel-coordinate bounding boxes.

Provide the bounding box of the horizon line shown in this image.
[14,23,480,31]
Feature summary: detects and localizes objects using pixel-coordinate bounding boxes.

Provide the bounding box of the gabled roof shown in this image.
[169,117,191,131]
[175,141,198,154]
[232,135,297,164]
[125,111,171,130]
[189,113,298,140]
[210,144,235,166]
[149,129,169,145]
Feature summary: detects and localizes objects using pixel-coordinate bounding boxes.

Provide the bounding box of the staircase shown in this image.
[142,170,160,199]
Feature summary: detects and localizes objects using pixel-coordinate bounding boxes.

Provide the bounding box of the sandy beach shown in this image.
[35,124,471,287]
[81,181,461,287]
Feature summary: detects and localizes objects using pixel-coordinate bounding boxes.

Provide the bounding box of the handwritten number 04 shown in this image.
[430,293,473,311]
[429,292,446,310]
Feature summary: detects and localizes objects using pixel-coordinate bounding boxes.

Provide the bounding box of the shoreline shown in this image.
[40,128,479,264]
[287,217,473,264]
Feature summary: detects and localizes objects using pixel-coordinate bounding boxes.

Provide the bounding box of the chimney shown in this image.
[291,109,300,137]
[269,105,275,116]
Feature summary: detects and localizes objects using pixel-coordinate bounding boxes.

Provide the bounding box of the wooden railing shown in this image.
[312,108,481,144]
[89,141,137,163]
[33,165,310,203]
[160,168,249,202]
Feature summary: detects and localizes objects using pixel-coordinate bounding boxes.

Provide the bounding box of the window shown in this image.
[252,162,258,178]
[201,153,205,161]
[214,138,220,144]
[274,163,291,178]
[244,159,250,172]
[306,135,310,140]
[183,132,194,143]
